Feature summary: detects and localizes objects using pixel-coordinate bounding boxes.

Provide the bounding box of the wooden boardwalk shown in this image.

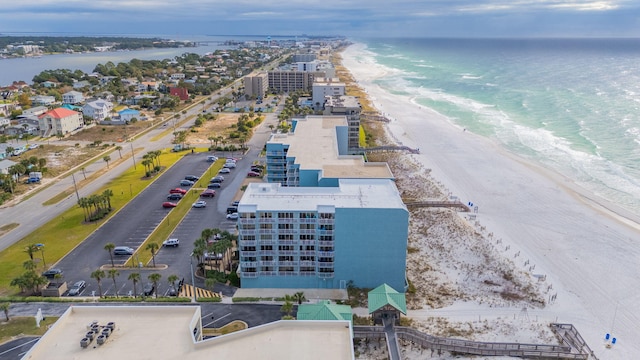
[354,323,599,360]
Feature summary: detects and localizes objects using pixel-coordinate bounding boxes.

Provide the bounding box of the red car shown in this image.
[169,188,187,195]
[247,171,261,177]
[162,202,178,208]
[200,189,216,198]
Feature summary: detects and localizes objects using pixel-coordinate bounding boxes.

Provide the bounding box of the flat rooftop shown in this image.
[239,179,407,211]
[325,95,361,109]
[23,305,354,360]
[269,115,393,179]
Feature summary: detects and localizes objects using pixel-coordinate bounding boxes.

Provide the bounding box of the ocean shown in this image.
[354,38,640,217]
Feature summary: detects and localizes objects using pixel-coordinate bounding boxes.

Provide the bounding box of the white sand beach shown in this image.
[342,43,640,359]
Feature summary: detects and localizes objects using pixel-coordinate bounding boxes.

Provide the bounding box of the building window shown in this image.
[319,213,334,219]
[278,245,294,251]
[260,245,273,251]
[320,235,333,241]
[241,235,256,241]
[260,234,273,240]
[299,224,314,230]
[277,212,294,219]
[260,212,273,219]
[278,223,294,230]
[300,234,315,240]
[259,223,273,230]
[299,212,317,219]
[278,234,294,240]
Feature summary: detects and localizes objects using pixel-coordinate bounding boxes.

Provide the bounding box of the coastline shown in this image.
[341,42,640,359]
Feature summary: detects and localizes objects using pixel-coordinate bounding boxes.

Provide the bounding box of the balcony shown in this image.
[258,229,274,234]
[279,250,296,256]
[258,218,275,223]
[278,229,295,234]
[318,230,334,235]
[300,240,315,246]
[299,218,317,223]
[299,271,317,277]
[260,261,276,267]
[242,261,258,268]
[318,262,334,268]
[299,251,316,256]
[278,271,297,276]
[278,240,296,246]
[318,251,334,258]
[318,241,333,247]
[241,272,258,278]
[239,240,257,247]
[278,261,298,267]
[240,251,257,257]
[318,219,334,225]
[258,239,277,246]
[318,272,334,279]
[278,218,295,223]
[239,219,255,225]
[259,271,277,276]
[259,250,277,256]
[299,261,316,267]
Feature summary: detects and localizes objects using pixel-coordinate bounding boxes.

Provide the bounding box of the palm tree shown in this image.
[167,274,179,294]
[24,244,39,261]
[128,272,141,298]
[281,295,294,316]
[80,167,87,180]
[23,260,37,271]
[146,242,159,268]
[102,189,113,209]
[104,243,116,267]
[90,269,105,298]
[103,155,111,168]
[152,150,162,167]
[78,197,89,222]
[0,302,9,321]
[293,291,306,305]
[107,269,120,298]
[115,145,123,159]
[148,273,161,298]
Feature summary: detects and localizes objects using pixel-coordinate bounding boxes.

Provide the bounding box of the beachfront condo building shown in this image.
[238,115,407,290]
[237,179,408,290]
[268,70,317,93]
[312,78,346,109]
[244,72,269,99]
[265,115,390,187]
[323,96,362,152]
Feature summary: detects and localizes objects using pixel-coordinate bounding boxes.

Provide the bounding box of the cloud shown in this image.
[0,0,638,37]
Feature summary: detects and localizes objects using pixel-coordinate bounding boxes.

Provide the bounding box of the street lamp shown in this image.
[190,252,196,303]
[36,243,46,268]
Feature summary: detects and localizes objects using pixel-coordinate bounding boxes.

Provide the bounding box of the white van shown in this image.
[113,246,134,255]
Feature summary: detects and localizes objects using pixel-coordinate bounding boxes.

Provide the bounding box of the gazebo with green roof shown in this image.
[297,300,353,322]
[368,284,407,325]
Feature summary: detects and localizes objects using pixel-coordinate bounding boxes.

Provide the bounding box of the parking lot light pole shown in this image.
[190,252,196,303]
[36,243,46,268]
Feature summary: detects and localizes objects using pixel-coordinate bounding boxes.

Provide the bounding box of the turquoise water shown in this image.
[359,38,640,215]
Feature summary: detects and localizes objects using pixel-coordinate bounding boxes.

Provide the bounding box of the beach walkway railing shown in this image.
[362,145,421,154]
[404,200,471,212]
[353,323,598,360]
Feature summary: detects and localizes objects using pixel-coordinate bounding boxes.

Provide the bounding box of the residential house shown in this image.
[38,108,83,137]
[31,95,56,106]
[169,87,189,101]
[118,109,141,123]
[170,73,186,81]
[72,80,91,89]
[42,81,58,88]
[0,117,10,130]
[21,106,48,117]
[62,91,84,105]
[82,99,114,121]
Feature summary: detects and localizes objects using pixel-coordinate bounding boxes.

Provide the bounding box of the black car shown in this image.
[250,167,263,173]
[42,268,63,279]
[143,283,155,296]
[184,175,199,181]
[226,206,238,214]
[207,183,221,189]
[231,201,240,206]
[167,193,183,201]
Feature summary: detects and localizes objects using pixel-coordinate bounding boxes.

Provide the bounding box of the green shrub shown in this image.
[197,297,222,303]
[232,297,260,303]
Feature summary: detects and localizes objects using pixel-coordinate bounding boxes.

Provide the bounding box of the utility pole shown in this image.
[71,173,80,201]
[130,142,136,170]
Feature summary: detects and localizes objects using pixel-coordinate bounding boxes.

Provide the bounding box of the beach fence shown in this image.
[404,200,471,212]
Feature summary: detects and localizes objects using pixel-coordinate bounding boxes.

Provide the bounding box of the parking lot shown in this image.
[53,151,247,298]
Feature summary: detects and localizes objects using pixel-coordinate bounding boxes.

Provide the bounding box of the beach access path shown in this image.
[342,43,640,360]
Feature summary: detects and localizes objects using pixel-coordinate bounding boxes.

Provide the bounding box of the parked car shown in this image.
[231,201,240,206]
[114,246,134,255]
[223,162,236,169]
[68,280,86,296]
[42,268,63,279]
[250,167,263,173]
[162,238,180,247]
[218,168,231,174]
[184,175,199,181]
[192,200,207,208]
[200,189,216,197]
[210,176,224,183]
[167,193,183,201]
[169,188,187,194]
[143,283,155,296]
[203,252,223,260]
[226,213,239,220]
[207,183,221,189]
[179,179,194,186]
[162,201,178,208]
[226,206,238,214]
[247,171,261,177]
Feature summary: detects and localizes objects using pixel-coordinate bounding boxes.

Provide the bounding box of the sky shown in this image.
[0,0,639,38]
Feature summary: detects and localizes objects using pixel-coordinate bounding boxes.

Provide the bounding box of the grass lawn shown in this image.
[0,149,186,295]
[0,316,59,344]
